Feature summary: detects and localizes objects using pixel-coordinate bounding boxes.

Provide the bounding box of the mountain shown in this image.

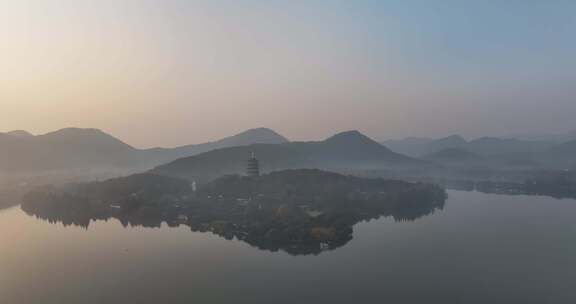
[381,137,433,157]
[142,127,289,164]
[152,130,427,183]
[428,135,468,153]
[465,137,552,163]
[4,130,34,137]
[422,148,485,168]
[0,127,290,175]
[427,137,552,168]
[382,135,467,157]
[212,127,289,146]
[294,131,418,167]
[506,130,576,143]
[152,144,311,183]
[36,128,135,151]
[385,134,553,164]
[0,128,138,172]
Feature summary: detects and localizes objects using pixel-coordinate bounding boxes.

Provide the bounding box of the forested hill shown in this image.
[152,130,427,183]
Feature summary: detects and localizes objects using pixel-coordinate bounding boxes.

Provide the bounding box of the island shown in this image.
[22,169,446,255]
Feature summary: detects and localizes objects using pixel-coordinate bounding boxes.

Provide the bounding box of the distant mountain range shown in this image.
[0,128,136,172]
[0,127,288,174]
[383,134,576,169]
[152,130,427,183]
[423,148,483,164]
[382,135,470,157]
[384,135,552,157]
[5,130,34,137]
[505,130,576,143]
[142,127,288,164]
[2,126,576,180]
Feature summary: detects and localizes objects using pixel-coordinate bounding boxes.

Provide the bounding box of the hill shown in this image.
[385,134,553,168]
[0,128,138,172]
[0,127,289,175]
[4,130,34,137]
[381,137,433,157]
[423,148,483,163]
[142,127,289,164]
[152,130,427,183]
[382,135,467,157]
[427,135,468,152]
[506,130,576,143]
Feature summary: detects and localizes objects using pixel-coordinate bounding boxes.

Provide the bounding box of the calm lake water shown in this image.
[1,190,576,304]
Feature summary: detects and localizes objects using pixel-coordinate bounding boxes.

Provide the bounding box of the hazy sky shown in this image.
[1,0,575,147]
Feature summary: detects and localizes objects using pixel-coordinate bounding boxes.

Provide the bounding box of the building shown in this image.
[246,152,260,177]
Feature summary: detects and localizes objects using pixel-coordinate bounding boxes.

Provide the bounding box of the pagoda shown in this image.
[246,152,260,177]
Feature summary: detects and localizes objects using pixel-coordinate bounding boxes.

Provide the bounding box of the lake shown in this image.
[1,190,575,304]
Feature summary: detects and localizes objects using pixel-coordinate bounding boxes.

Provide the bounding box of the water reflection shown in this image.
[21,193,445,256]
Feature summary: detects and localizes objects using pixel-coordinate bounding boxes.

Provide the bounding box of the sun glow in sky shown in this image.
[1,0,575,147]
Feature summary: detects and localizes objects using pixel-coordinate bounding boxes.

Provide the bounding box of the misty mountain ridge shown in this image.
[215,127,289,146]
[152,130,427,184]
[384,134,556,158]
[0,127,288,174]
[505,130,576,143]
[382,135,469,157]
[0,128,138,172]
[37,128,135,151]
[302,130,417,165]
[426,135,468,155]
[4,130,34,137]
[143,127,289,164]
[379,137,434,157]
[324,130,379,145]
[3,125,576,180]
[384,133,576,171]
[431,135,467,146]
[423,148,483,162]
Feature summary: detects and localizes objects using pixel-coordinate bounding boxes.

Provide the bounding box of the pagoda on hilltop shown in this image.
[246,152,260,177]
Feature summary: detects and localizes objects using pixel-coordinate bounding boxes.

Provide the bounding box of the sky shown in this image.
[1,0,575,148]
